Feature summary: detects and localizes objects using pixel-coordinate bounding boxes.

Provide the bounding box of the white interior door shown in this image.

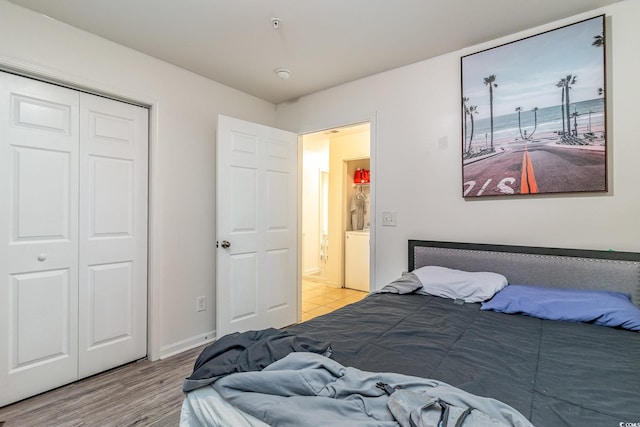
[0,73,148,406]
[0,74,80,405]
[216,115,298,338]
[78,93,148,378]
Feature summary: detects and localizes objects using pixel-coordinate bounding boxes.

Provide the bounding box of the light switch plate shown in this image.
[196,296,206,312]
[382,211,397,227]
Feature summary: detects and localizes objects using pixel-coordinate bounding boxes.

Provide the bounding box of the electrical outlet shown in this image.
[196,296,206,312]
[382,211,397,227]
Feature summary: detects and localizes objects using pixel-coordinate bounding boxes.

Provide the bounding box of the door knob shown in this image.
[221,240,231,249]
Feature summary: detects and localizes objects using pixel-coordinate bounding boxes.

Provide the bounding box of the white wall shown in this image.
[276,1,640,290]
[0,0,277,359]
[302,148,324,275]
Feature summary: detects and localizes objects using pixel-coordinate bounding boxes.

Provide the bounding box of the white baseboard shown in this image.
[158,330,216,360]
[324,280,341,288]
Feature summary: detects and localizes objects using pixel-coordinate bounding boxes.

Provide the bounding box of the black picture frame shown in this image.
[461,15,607,198]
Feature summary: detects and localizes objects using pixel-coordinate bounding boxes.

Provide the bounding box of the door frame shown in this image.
[318,170,329,277]
[0,57,162,360]
[296,113,377,321]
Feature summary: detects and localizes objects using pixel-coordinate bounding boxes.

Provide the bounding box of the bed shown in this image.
[181,240,640,426]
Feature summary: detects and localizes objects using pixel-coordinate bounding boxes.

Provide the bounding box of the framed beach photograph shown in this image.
[461,15,607,198]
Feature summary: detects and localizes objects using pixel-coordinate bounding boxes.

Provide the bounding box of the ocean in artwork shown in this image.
[464,98,605,152]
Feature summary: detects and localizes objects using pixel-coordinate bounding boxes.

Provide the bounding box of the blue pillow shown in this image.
[481,285,640,331]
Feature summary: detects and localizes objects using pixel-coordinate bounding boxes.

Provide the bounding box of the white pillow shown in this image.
[413,266,508,303]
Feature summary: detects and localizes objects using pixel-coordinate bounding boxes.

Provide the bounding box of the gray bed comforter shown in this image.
[286,292,640,426]
[212,351,534,427]
[183,328,331,392]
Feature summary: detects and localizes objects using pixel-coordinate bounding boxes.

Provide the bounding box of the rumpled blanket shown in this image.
[213,352,534,427]
[374,272,423,294]
[182,328,331,392]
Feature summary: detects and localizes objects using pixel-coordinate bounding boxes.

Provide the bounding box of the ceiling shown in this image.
[8,0,621,104]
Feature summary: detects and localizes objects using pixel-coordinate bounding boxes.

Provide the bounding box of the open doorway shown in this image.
[300,123,371,321]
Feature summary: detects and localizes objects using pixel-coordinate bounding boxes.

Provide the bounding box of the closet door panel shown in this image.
[0,73,79,406]
[90,156,134,239]
[78,93,148,378]
[11,269,73,365]
[6,147,78,273]
[87,262,133,345]
[14,147,70,240]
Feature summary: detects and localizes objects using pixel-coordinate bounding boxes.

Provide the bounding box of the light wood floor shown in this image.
[0,345,204,427]
[301,279,367,321]
[0,284,367,426]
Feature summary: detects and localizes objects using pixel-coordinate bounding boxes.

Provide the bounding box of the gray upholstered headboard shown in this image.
[409,240,640,307]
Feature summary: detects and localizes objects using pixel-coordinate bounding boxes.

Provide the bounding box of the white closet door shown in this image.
[0,74,80,406]
[78,93,148,378]
[0,73,148,406]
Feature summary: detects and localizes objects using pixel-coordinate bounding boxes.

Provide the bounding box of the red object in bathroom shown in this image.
[354,168,363,183]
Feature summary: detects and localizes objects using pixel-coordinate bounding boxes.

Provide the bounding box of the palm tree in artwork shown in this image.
[563,75,577,136]
[516,107,539,141]
[515,107,524,140]
[467,105,478,153]
[557,78,566,135]
[483,75,498,151]
[462,97,470,151]
[570,110,579,136]
[592,33,604,47]
[529,107,539,138]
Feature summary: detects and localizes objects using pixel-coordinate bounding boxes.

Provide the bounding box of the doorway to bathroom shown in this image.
[300,122,371,321]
